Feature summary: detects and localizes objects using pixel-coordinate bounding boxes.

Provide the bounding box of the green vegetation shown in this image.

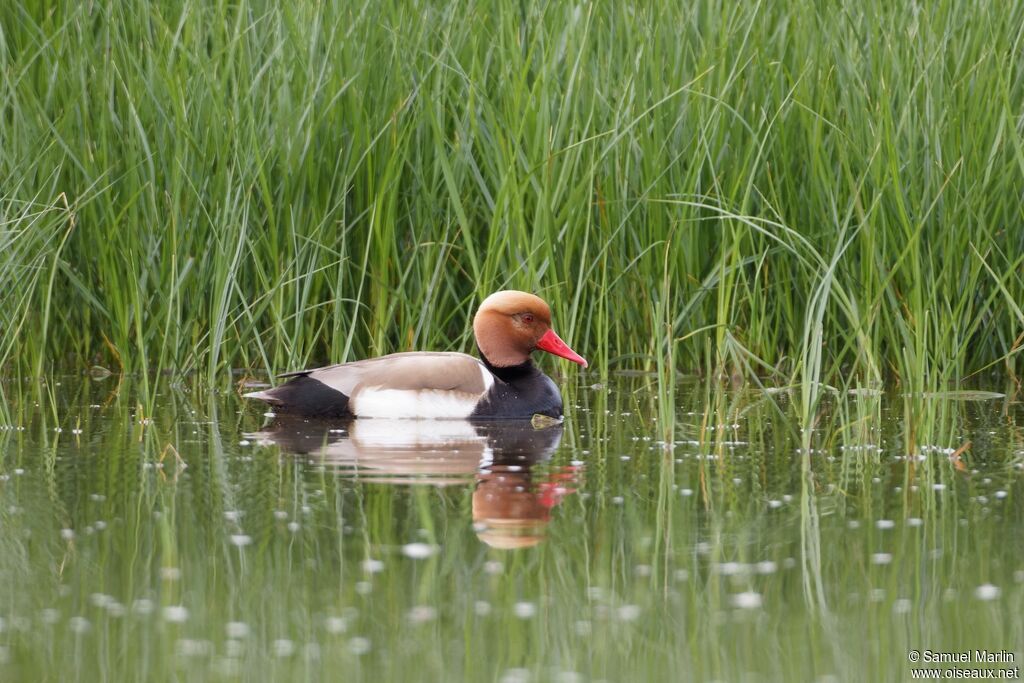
[2,0,1023,392]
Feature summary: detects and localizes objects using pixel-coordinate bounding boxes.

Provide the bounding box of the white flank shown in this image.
[350,388,480,419]
[478,364,495,392]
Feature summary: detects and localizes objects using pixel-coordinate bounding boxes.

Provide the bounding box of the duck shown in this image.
[243,290,587,419]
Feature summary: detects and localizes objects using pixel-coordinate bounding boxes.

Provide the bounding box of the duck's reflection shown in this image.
[247,418,580,549]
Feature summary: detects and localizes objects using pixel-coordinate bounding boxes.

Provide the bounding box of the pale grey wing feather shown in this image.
[285,352,490,396]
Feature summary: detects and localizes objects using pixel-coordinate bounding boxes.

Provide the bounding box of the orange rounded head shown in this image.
[472,290,588,369]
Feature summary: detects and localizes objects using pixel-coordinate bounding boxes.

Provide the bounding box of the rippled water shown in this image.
[0,376,1021,681]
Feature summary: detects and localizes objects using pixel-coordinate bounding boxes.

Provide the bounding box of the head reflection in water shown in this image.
[472,463,578,549]
[247,418,581,549]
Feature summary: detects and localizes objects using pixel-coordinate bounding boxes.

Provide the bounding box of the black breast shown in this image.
[471,359,563,419]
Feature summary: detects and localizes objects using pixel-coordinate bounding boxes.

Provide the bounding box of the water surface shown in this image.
[1,376,1021,681]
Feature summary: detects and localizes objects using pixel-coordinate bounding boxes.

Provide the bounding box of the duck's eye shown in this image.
[521,313,535,324]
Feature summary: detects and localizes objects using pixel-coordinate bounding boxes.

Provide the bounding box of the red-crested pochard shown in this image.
[243,290,587,419]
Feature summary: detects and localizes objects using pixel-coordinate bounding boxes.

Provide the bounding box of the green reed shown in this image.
[1,0,1023,394]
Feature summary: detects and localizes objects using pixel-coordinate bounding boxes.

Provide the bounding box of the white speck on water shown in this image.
[287,522,300,532]
[273,510,288,520]
[847,520,861,529]
[226,622,250,639]
[474,601,492,616]
[617,605,641,621]
[893,598,912,614]
[14,468,24,475]
[484,560,504,575]
[348,637,371,655]
[230,534,252,547]
[782,494,793,503]
[994,490,1008,499]
[513,602,537,619]
[94,521,107,531]
[238,440,250,446]
[60,528,75,541]
[162,605,189,623]
[263,412,276,418]
[362,559,384,574]
[89,593,112,608]
[680,488,694,497]
[224,510,241,522]
[876,519,895,530]
[500,668,531,683]
[401,543,438,559]
[176,638,213,657]
[324,617,347,634]
[768,499,782,509]
[272,639,295,657]
[755,561,778,575]
[161,567,182,581]
[974,584,1001,601]
[132,599,154,615]
[611,496,624,504]
[871,553,893,565]
[68,616,91,634]
[907,518,923,527]
[695,542,712,555]
[730,592,762,609]
[406,606,437,624]
[933,484,946,491]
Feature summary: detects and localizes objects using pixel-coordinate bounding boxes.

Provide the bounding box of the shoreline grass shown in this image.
[2,0,1023,391]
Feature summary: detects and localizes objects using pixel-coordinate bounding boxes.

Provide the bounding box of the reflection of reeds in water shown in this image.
[0,375,1021,681]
